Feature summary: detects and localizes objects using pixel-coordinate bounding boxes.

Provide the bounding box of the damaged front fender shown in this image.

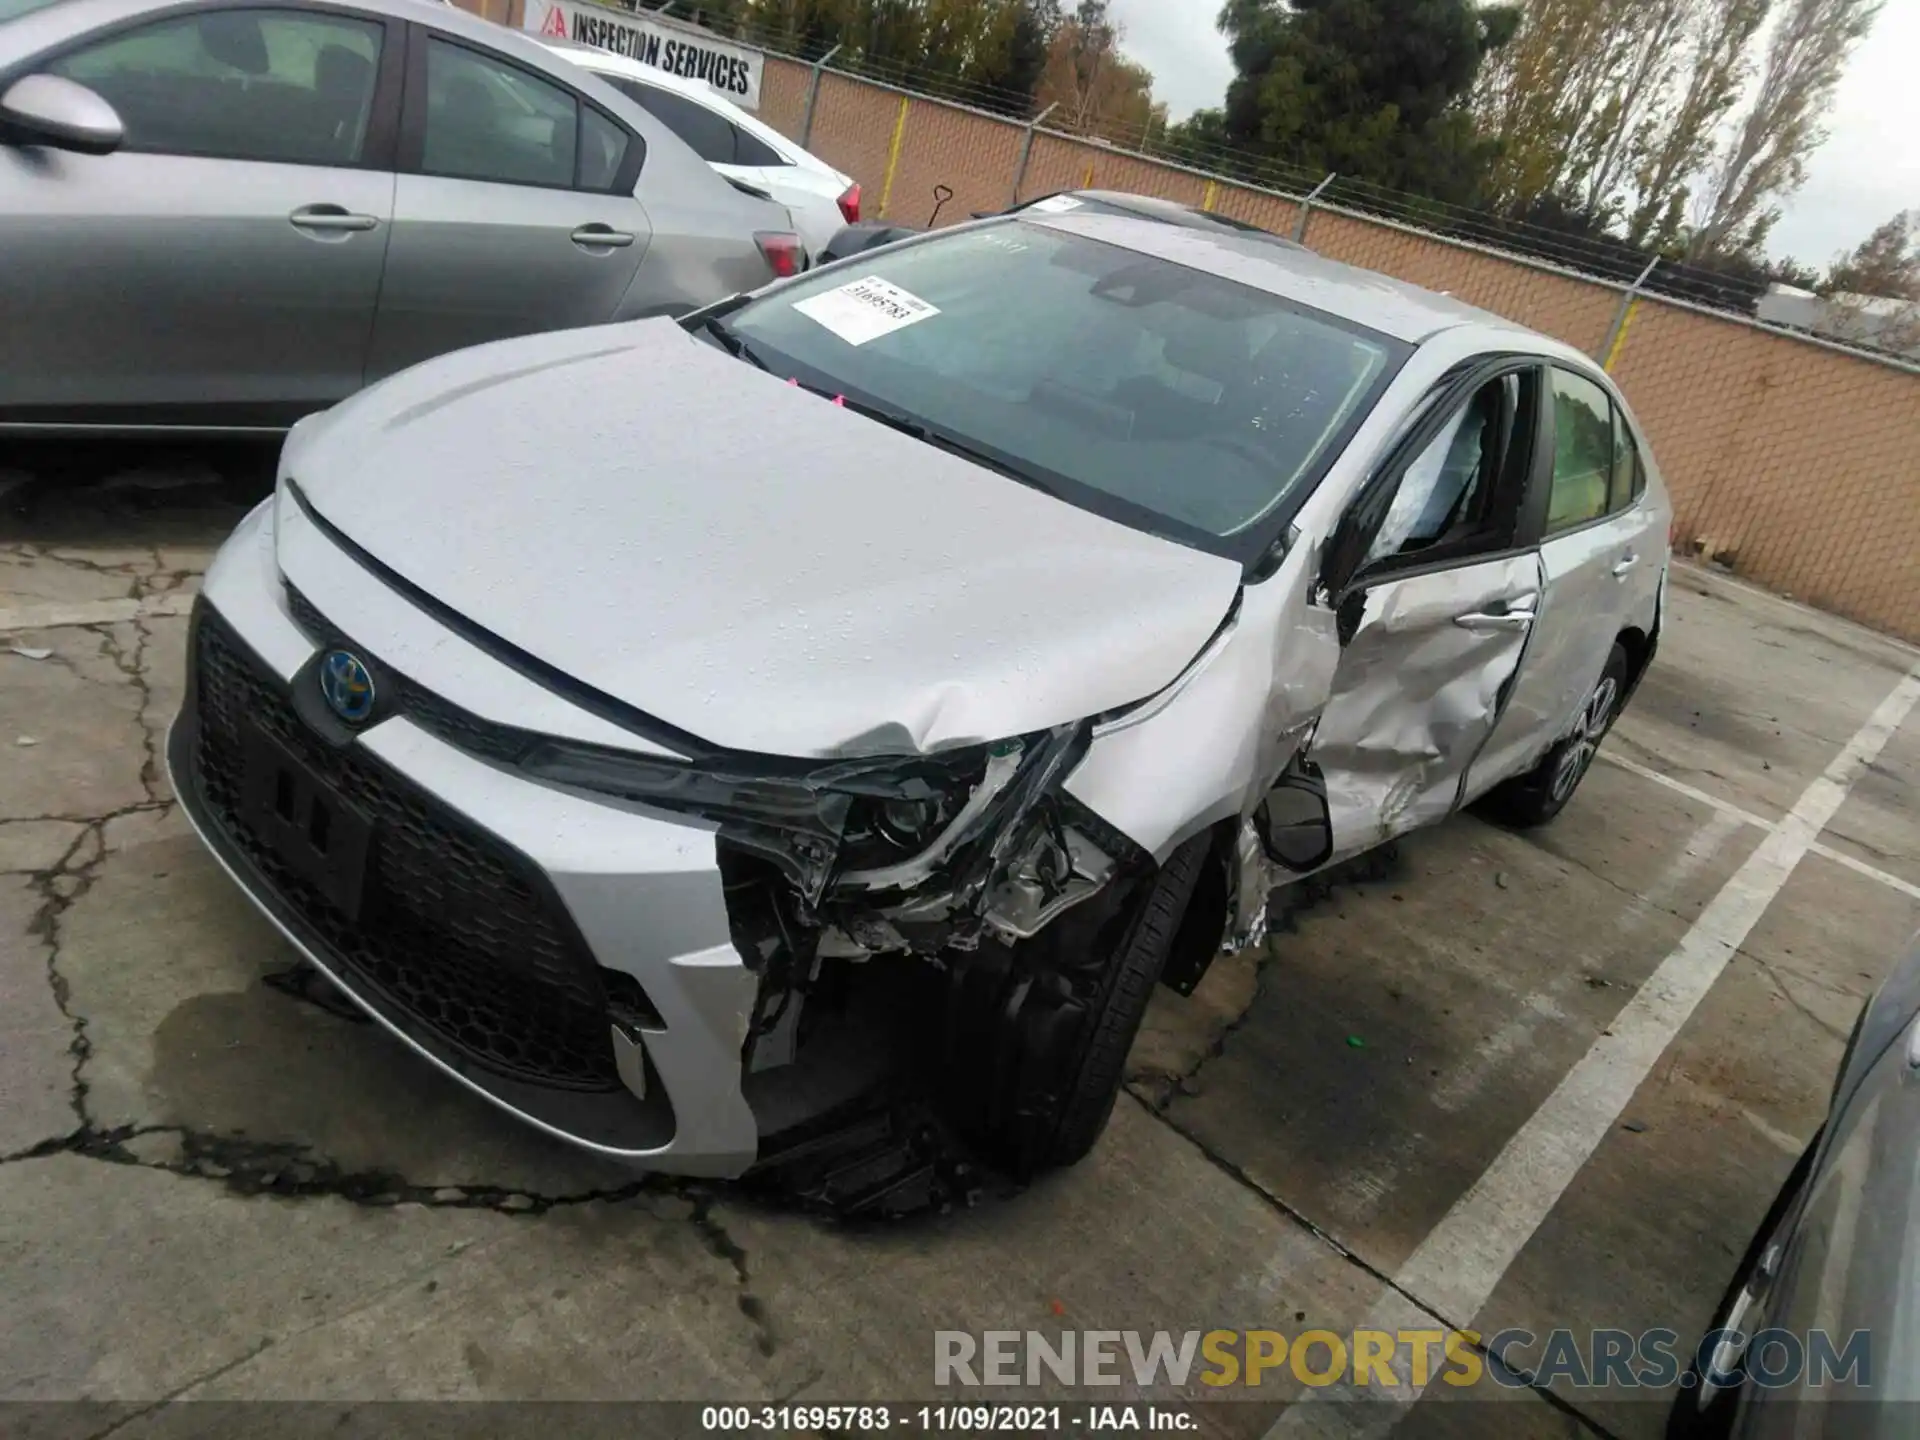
[1062,540,1344,951]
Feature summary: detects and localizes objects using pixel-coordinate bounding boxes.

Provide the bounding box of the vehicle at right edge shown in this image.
[1668,931,1920,1437]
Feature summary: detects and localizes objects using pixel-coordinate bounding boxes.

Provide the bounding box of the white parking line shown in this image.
[1269,665,1920,1434]
[1602,751,1920,902]
[0,593,194,633]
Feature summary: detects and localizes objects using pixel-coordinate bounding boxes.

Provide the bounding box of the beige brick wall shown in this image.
[475,5,1920,642]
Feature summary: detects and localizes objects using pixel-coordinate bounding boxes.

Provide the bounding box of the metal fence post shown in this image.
[1292,172,1335,245]
[1007,102,1057,208]
[877,93,911,218]
[798,43,841,150]
[1599,257,1661,372]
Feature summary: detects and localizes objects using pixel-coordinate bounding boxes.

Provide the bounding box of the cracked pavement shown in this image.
[2,457,1917,1436]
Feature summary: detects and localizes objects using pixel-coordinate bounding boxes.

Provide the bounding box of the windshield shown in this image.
[720,219,1404,559]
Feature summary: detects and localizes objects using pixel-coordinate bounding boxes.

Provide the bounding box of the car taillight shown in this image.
[837,183,861,225]
[755,231,803,278]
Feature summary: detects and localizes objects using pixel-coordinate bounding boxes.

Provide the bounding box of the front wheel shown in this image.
[935,832,1211,1177]
[1481,642,1628,828]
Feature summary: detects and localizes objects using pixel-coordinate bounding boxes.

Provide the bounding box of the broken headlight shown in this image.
[520,738,1016,900]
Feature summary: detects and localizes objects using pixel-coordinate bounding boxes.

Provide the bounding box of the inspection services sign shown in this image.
[522,0,763,109]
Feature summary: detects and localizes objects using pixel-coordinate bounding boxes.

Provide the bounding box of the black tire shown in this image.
[1481,641,1629,828]
[941,832,1211,1177]
[1665,1132,1820,1439]
[1036,832,1211,1170]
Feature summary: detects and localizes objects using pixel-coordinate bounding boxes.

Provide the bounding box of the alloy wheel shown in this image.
[1551,675,1619,803]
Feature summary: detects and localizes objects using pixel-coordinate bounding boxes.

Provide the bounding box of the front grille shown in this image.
[192,608,620,1092]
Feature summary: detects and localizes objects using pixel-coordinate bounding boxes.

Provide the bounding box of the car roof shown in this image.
[1059,190,1309,249]
[1027,209,1536,346]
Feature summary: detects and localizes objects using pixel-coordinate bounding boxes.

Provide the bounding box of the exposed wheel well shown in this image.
[1616,621,1658,707]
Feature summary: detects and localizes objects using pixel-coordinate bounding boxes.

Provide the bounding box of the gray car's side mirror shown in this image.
[0,75,125,156]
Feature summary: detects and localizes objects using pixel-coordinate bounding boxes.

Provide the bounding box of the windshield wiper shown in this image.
[799,387,1063,499]
[695,314,770,373]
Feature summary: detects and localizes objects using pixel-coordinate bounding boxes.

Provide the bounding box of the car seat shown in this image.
[312,44,374,162]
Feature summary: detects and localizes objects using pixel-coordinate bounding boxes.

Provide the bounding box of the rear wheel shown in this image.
[1482,642,1628,828]
[933,832,1211,1176]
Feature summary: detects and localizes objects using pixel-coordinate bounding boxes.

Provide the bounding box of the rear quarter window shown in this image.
[733,127,786,166]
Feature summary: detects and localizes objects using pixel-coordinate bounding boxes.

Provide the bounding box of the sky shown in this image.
[1105,0,1920,266]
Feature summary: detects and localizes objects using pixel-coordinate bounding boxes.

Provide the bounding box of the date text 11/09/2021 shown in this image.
[701,1405,1199,1432]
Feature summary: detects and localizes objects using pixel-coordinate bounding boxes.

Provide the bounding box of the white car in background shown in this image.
[539,36,859,262]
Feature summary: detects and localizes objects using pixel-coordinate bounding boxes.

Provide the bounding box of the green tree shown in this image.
[1212,0,1518,203]
[1472,0,1771,248]
[989,0,1062,111]
[1688,0,1883,258]
[736,0,1061,112]
[1824,210,1920,300]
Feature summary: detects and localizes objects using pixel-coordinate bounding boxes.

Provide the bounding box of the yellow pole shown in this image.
[1082,160,1095,187]
[878,95,910,219]
[1201,180,1217,212]
[1604,298,1641,373]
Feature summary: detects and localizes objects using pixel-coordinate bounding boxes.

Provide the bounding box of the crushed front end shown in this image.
[169,494,1166,1188]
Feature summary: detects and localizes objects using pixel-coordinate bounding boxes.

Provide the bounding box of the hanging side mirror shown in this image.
[1256,757,1333,873]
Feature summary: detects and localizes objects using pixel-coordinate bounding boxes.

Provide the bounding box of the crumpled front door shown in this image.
[1308,551,1542,859]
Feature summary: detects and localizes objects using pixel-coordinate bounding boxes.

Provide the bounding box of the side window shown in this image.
[732,126,787,167]
[578,106,630,192]
[1365,371,1530,565]
[1609,406,1645,512]
[421,38,576,188]
[616,80,735,163]
[1546,368,1615,533]
[48,9,383,165]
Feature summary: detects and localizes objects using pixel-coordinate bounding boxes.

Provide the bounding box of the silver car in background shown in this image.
[0,0,801,433]
[169,212,1671,1183]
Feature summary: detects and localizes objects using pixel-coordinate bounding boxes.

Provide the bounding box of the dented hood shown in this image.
[285,319,1244,759]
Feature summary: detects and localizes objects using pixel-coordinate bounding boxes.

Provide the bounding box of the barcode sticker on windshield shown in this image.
[1028,194,1083,213]
[792,276,941,346]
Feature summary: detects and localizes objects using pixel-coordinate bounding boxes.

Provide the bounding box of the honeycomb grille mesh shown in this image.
[191,609,619,1092]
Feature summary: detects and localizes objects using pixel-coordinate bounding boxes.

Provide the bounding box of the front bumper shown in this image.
[167,500,763,1177]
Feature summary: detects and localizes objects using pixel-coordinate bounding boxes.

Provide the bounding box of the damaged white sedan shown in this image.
[169,208,1671,1181]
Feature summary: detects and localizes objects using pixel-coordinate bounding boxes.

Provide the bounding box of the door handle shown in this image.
[289,205,378,234]
[1455,610,1534,630]
[1611,553,1640,578]
[1454,595,1537,630]
[571,224,635,249]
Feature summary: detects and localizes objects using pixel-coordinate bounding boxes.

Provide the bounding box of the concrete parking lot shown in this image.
[2,445,1917,1438]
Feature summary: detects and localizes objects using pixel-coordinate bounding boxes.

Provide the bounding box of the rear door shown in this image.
[600,75,837,249]
[1466,365,1660,798]
[365,28,649,381]
[1305,361,1549,858]
[1,4,399,425]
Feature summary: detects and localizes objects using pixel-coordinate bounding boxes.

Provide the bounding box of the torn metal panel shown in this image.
[1064,541,1341,866]
[1465,508,1656,802]
[1306,552,1540,857]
